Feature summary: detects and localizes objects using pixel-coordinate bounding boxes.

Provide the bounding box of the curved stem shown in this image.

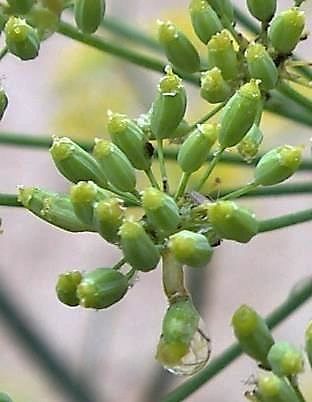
[194,148,225,192]
[258,208,312,233]
[220,182,259,200]
[175,172,191,201]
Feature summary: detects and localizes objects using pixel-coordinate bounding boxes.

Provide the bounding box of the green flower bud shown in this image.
[119,218,160,272]
[77,268,128,309]
[0,393,13,402]
[178,123,217,172]
[247,0,276,22]
[207,30,239,82]
[93,139,136,193]
[70,181,110,226]
[26,3,60,40]
[189,0,223,44]
[74,0,105,34]
[150,66,187,140]
[254,145,303,186]
[169,230,213,268]
[206,201,258,243]
[18,186,94,232]
[0,89,8,120]
[207,0,234,23]
[232,305,274,368]
[245,43,278,91]
[258,374,301,402]
[94,198,124,244]
[5,16,40,60]
[237,124,263,163]
[56,270,82,307]
[50,136,108,188]
[267,341,304,376]
[7,0,34,14]
[305,321,312,370]
[142,187,180,236]
[200,67,232,104]
[268,8,305,54]
[218,80,262,148]
[107,111,151,171]
[157,20,200,73]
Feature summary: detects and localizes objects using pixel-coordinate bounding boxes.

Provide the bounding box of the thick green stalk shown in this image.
[162,276,312,402]
[259,208,312,233]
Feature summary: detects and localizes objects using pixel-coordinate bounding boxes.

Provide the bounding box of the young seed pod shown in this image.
[178,123,217,172]
[56,271,82,307]
[189,0,223,44]
[18,186,94,232]
[268,8,305,54]
[26,3,60,40]
[150,66,187,140]
[305,321,312,370]
[218,80,262,148]
[232,305,274,368]
[70,181,110,226]
[207,30,239,82]
[246,0,276,23]
[157,20,200,73]
[245,43,278,91]
[206,201,259,243]
[93,139,136,193]
[267,341,304,377]
[107,111,151,171]
[200,67,232,104]
[50,136,108,188]
[77,268,128,309]
[94,198,124,244]
[5,16,40,60]
[0,90,8,120]
[142,188,180,236]
[207,0,234,23]
[258,373,301,402]
[169,230,213,268]
[7,0,35,15]
[74,0,105,34]
[237,124,263,163]
[254,145,303,186]
[119,218,160,272]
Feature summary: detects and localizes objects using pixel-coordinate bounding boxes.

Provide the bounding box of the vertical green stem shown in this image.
[194,148,225,192]
[175,172,192,201]
[145,167,160,190]
[220,182,259,200]
[157,139,169,192]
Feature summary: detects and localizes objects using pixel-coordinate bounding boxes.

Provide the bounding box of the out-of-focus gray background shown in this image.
[1,0,312,401]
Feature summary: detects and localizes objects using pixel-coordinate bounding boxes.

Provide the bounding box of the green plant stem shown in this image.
[258,208,312,233]
[112,257,127,270]
[145,167,160,190]
[175,172,192,201]
[288,376,306,402]
[162,275,312,402]
[0,46,8,61]
[188,103,225,132]
[194,148,225,192]
[157,139,169,192]
[277,81,312,113]
[220,182,259,200]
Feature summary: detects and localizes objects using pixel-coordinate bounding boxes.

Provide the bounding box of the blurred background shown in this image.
[1,0,312,401]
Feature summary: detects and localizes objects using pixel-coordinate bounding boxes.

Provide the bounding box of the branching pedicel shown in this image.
[0,0,311,398]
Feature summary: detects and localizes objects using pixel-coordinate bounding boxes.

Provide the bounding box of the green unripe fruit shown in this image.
[108,111,151,171]
[143,188,180,236]
[178,123,217,172]
[0,393,13,402]
[0,89,8,120]
[246,0,276,22]
[77,268,128,309]
[200,67,232,104]
[207,30,239,82]
[254,145,302,186]
[93,139,136,193]
[26,3,60,40]
[207,0,234,23]
[74,0,105,34]
[237,124,263,163]
[94,198,124,244]
[189,0,223,44]
[18,186,94,232]
[258,374,301,402]
[5,16,40,60]
[218,80,262,148]
[158,20,200,73]
[169,230,213,268]
[206,201,258,243]
[156,338,189,366]
[50,136,108,188]
[150,66,187,140]
[232,305,274,368]
[7,0,34,14]
[268,8,305,54]
[267,341,304,376]
[245,43,278,91]
[119,218,160,272]
[56,271,82,307]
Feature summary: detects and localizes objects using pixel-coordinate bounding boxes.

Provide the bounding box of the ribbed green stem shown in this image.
[175,172,192,201]
[278,81,312,113]
[194,148,225,192]
[259,208,312,233]
[162,276,312,402]
[220,182,259,200]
